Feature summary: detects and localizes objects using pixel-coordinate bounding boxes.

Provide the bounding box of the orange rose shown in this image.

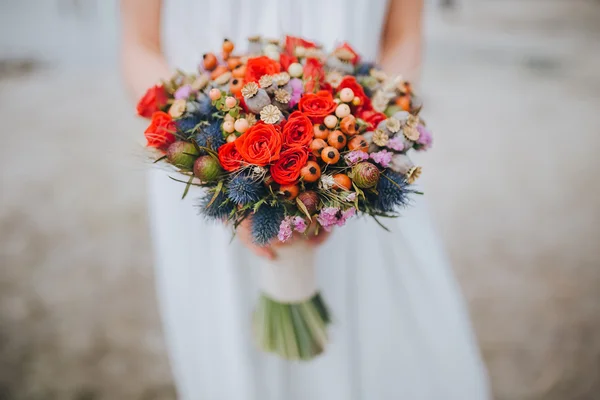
[298,90,337,124]
[144,111,176,150]
[137,85,168,118]
[284,35,317,56]
[235,122,283,166]
[245,56,281,83]
[282,111,313,148]
[270,146,309,185]
[303,57,328,93]
[218,141,244,172]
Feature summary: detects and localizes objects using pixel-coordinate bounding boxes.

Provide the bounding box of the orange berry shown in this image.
[227,57,241,70]
[348,135,369,152]
[300,161,322,183]
[210,65,228,80]
[313,124,329,140]
[327,130,347,150]
[396,95,411,111]
[232,64,246,78]
[321,146,340,164]
[223,39,235,53]
[229,78,243,95]
[203,52,218,71]
[333,174,352,191]
[310,138,327,157]
[279,184,300,200]
[340,115,358,136]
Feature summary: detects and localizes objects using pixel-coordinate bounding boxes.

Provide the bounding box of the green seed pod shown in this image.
[193,155,223,182]
[167,141,199,170]
[351,162,380,189]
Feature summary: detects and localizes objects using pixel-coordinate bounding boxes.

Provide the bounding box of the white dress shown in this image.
[149,0,491,399]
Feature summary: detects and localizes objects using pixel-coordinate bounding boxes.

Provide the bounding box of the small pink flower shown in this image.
[346,192,357,202]
[277,218,293,242]
[386,136,404,151]
[345,150,370,165]
[293,216,307,233]
[337,207,356,227]
[317,207,340,232]
[289,78,304,108]
[416,125,433,150]
[370,149,393,167]
[174,84,194,100]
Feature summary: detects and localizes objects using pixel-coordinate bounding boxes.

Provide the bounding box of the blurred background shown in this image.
[1,0,599,399]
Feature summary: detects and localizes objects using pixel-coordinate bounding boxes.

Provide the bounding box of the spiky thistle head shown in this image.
[197,190,234,221]
[355,61,376,76]
[227,173,264,205]
[176,113,201,136]
[196,93,216,118]
[251,203,285,246]
[372,171,411,213]
[195,120,225,153]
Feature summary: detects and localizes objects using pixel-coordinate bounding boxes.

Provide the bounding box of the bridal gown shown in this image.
[148,0,491,398]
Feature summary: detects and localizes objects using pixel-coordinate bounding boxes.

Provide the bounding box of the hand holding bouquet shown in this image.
[137,36,432,360]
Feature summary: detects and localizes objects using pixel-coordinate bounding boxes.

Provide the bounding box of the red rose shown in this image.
[335,42,360,65]
[235,122,283,166]
[137,85,168,118]
[303,57,327,93]
[284,35,317,56]
[144,111,176,150]
[245,56,281,83]
[282,111,313,148]
[218,141,244,172]
[337,76,372,113]
[279,53,298,71]
[270,146,309,185]
[298,90,337,124]
[361,110,387,130]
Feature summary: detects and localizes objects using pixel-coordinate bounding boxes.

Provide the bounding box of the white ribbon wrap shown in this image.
[260,241,318,303]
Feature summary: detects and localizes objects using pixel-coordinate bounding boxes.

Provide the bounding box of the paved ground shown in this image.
[1,0,599,399]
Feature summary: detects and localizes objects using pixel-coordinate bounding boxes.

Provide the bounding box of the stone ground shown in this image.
[1,0,599,399]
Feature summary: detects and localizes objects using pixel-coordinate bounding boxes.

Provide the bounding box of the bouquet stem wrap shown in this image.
[253,241,331,360]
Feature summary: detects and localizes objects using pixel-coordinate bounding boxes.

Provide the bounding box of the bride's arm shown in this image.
[121,0,171,99]
[379,0,424,82]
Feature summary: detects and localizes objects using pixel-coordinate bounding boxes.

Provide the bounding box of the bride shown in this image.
[121,0,491,398]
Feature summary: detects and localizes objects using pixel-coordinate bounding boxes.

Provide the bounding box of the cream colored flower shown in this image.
[370,68,388,82]
[248,35,261,43]
[260,105,281,124]
[274,72,290,86]
[168,99,187,118]
[326,71,343,88]
[214,71,231,85]
[372,129,389,147]
[403,115,421,141]
[334,48,355,62]
[406,166,422,184]
[245,113,257,126]
[371,92,389,113]
[191,74,209,91]
[274,88,291,104]
[385,117,401,133]
[259,74,273,88]
[319,175,335,190]
[241,82,259,98]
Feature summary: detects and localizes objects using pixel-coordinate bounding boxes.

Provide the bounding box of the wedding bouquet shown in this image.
[136,36,433,360]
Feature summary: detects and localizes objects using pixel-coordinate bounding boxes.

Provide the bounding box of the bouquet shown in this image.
[136,36,433,360]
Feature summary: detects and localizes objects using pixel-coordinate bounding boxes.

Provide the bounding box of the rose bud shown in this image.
[321,146,340,164]
[203,52,218,71]
[333,173,352,191]
[297,190,319,214]
[279,184,300,200]
[348,135,369,152]
[351,162,380,188]
[313,124,329,140]
[193,155,223,182]
[310,138,327,157]
[340,115,358,136]
[300,161,321,183]
[167,141,199,170]
[327,130,347,150]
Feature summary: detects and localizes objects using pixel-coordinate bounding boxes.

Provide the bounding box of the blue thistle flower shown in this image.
[195,120,225,152]
[373,171,411,212]
[251,204,285,246]
[355,62,376,76]
[227,174,264,205]
[197,94,216,118]
[176,114,201,135]
[197,190,234,221]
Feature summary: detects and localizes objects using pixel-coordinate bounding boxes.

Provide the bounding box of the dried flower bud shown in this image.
[351,162,380,189]
[241,82,259,98]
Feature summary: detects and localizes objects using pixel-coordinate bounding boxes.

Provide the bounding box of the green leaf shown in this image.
[205,180,223,209]
[252,198,266,213]
[181,175,194,200]
[153,155,167,164]
[167,175,204,187]
[371,215,391,232]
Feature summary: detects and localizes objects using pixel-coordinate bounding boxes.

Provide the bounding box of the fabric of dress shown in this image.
[149,0,491,399]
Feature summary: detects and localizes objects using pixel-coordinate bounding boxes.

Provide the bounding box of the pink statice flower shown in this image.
[337,207,356,227]
[416,125,433,150]
[386,136,404,152]
[289,78,304,108]
[346,192,357,202]
[345,150,370,165]
[174,84,194,100]
[293,216,307,233]
[317,207,340,232]
[370,149,393,167]
[277,218,293,242]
